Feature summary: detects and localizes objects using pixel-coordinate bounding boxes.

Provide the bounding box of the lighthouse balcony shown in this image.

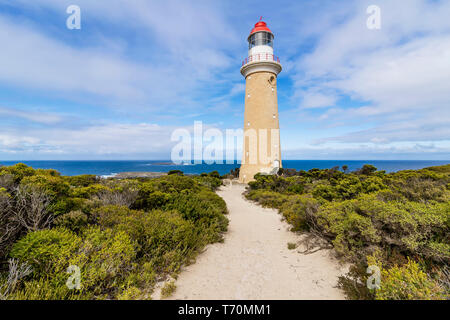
[240,54,282,77]
[242,54,280,67]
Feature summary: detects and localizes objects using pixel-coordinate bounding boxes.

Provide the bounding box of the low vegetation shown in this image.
[0,164,227,300]
[246,164,450,300]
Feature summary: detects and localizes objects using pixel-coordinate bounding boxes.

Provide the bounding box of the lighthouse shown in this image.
[239,19,282,183]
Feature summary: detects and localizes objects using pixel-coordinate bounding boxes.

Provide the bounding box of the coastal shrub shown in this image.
[0,163,35,184]
[385,169,450,202]
[313,195,450,263]
[133,182,171,210]
[53,210,88,233]
[334,176,363,200]
[96,180,139,208]
[66,175,99,187]
[361,176,388,193]
[246,164,450,300]
[249,174,307,194]
[151,175,197,193]
[424,164,450,174]
[194,176,222,191]
[117,286,145,300]
[312,183,337,202]
[20,175,69,199]
[0,188,15,258]
[167,170,183,176]
[160,281,177,299]
[0,164,230,300]
[286,182,305,194]
[0,187,10,211]
[71,184,108,199]
[9,226,137,299]
[356,164,378,175]
[337,262,376,300]
[94,205,202,273]
[208,171,220,179]
[10,228,82,275]
[0,173,15,191]
[376,259,447,300]
[7,278,84,300]
[9,184,54,231]
[70,226,137,296]
[246,190,318,232]
[165,189,228,242]
[279,195,319,231]
[246,190,288,208]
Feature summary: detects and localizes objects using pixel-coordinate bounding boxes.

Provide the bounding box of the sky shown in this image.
[0,0,449,160]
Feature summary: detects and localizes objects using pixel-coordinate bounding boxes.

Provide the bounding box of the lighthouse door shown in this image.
[273,160,280,168]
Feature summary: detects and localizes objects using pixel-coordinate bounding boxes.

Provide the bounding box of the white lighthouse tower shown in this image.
[239,19,282,183]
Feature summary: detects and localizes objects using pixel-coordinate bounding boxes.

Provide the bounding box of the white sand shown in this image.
[160,183,347,300]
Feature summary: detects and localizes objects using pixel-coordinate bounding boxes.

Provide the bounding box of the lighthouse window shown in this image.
[269,76,275,85]
[248,32,273,49]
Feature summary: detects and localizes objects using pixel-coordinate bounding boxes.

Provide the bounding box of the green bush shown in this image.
[10,228,82,275]
[168,170,183,176]
[312,183,338,201]
[53,211,89,233]
[279,195,319,231]
[165,190,228,242]
[376,259,447,300]
[208,171,220,179]
[70,226,137,295]
[66,175,99,187]
[194,176,222,191]
[0,165,230,300]
[247,165,450,300]
[21,174,69,198]
[0,163,35,183]
[246,190,288,208]
[71,184,108,199]
[313,195,449,262]
[8,278,84,300]
[94,205,200,274]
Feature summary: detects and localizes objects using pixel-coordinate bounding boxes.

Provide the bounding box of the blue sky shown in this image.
[0,0,449,160]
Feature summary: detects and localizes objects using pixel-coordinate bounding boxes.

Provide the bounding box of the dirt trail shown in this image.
[160,184,347,300]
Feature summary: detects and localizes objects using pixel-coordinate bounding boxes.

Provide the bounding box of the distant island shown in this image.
[113,172,167,179]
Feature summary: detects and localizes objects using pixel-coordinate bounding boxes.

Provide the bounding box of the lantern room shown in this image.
[242,19,280,70]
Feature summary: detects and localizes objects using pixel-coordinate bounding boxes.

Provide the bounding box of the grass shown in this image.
[160,281,177,299]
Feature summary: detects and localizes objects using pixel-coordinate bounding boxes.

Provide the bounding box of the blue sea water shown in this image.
[0,160,448,177]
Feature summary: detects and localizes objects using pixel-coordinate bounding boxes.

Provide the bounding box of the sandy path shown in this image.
[163,184,346,300]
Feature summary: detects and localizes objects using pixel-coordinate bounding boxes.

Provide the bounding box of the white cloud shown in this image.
[0,106,63,124]
[0,122,174,156]
[291,0,450,147]
[0,0,240,112]
[298,89,337,109]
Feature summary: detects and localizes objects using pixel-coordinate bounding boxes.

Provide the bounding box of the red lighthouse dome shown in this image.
[249,20,272,36]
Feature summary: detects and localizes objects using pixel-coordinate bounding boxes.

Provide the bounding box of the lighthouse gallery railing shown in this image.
[242,54,280,67]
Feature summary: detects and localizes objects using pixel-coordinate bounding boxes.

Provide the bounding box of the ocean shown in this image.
[0,160,448,177]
